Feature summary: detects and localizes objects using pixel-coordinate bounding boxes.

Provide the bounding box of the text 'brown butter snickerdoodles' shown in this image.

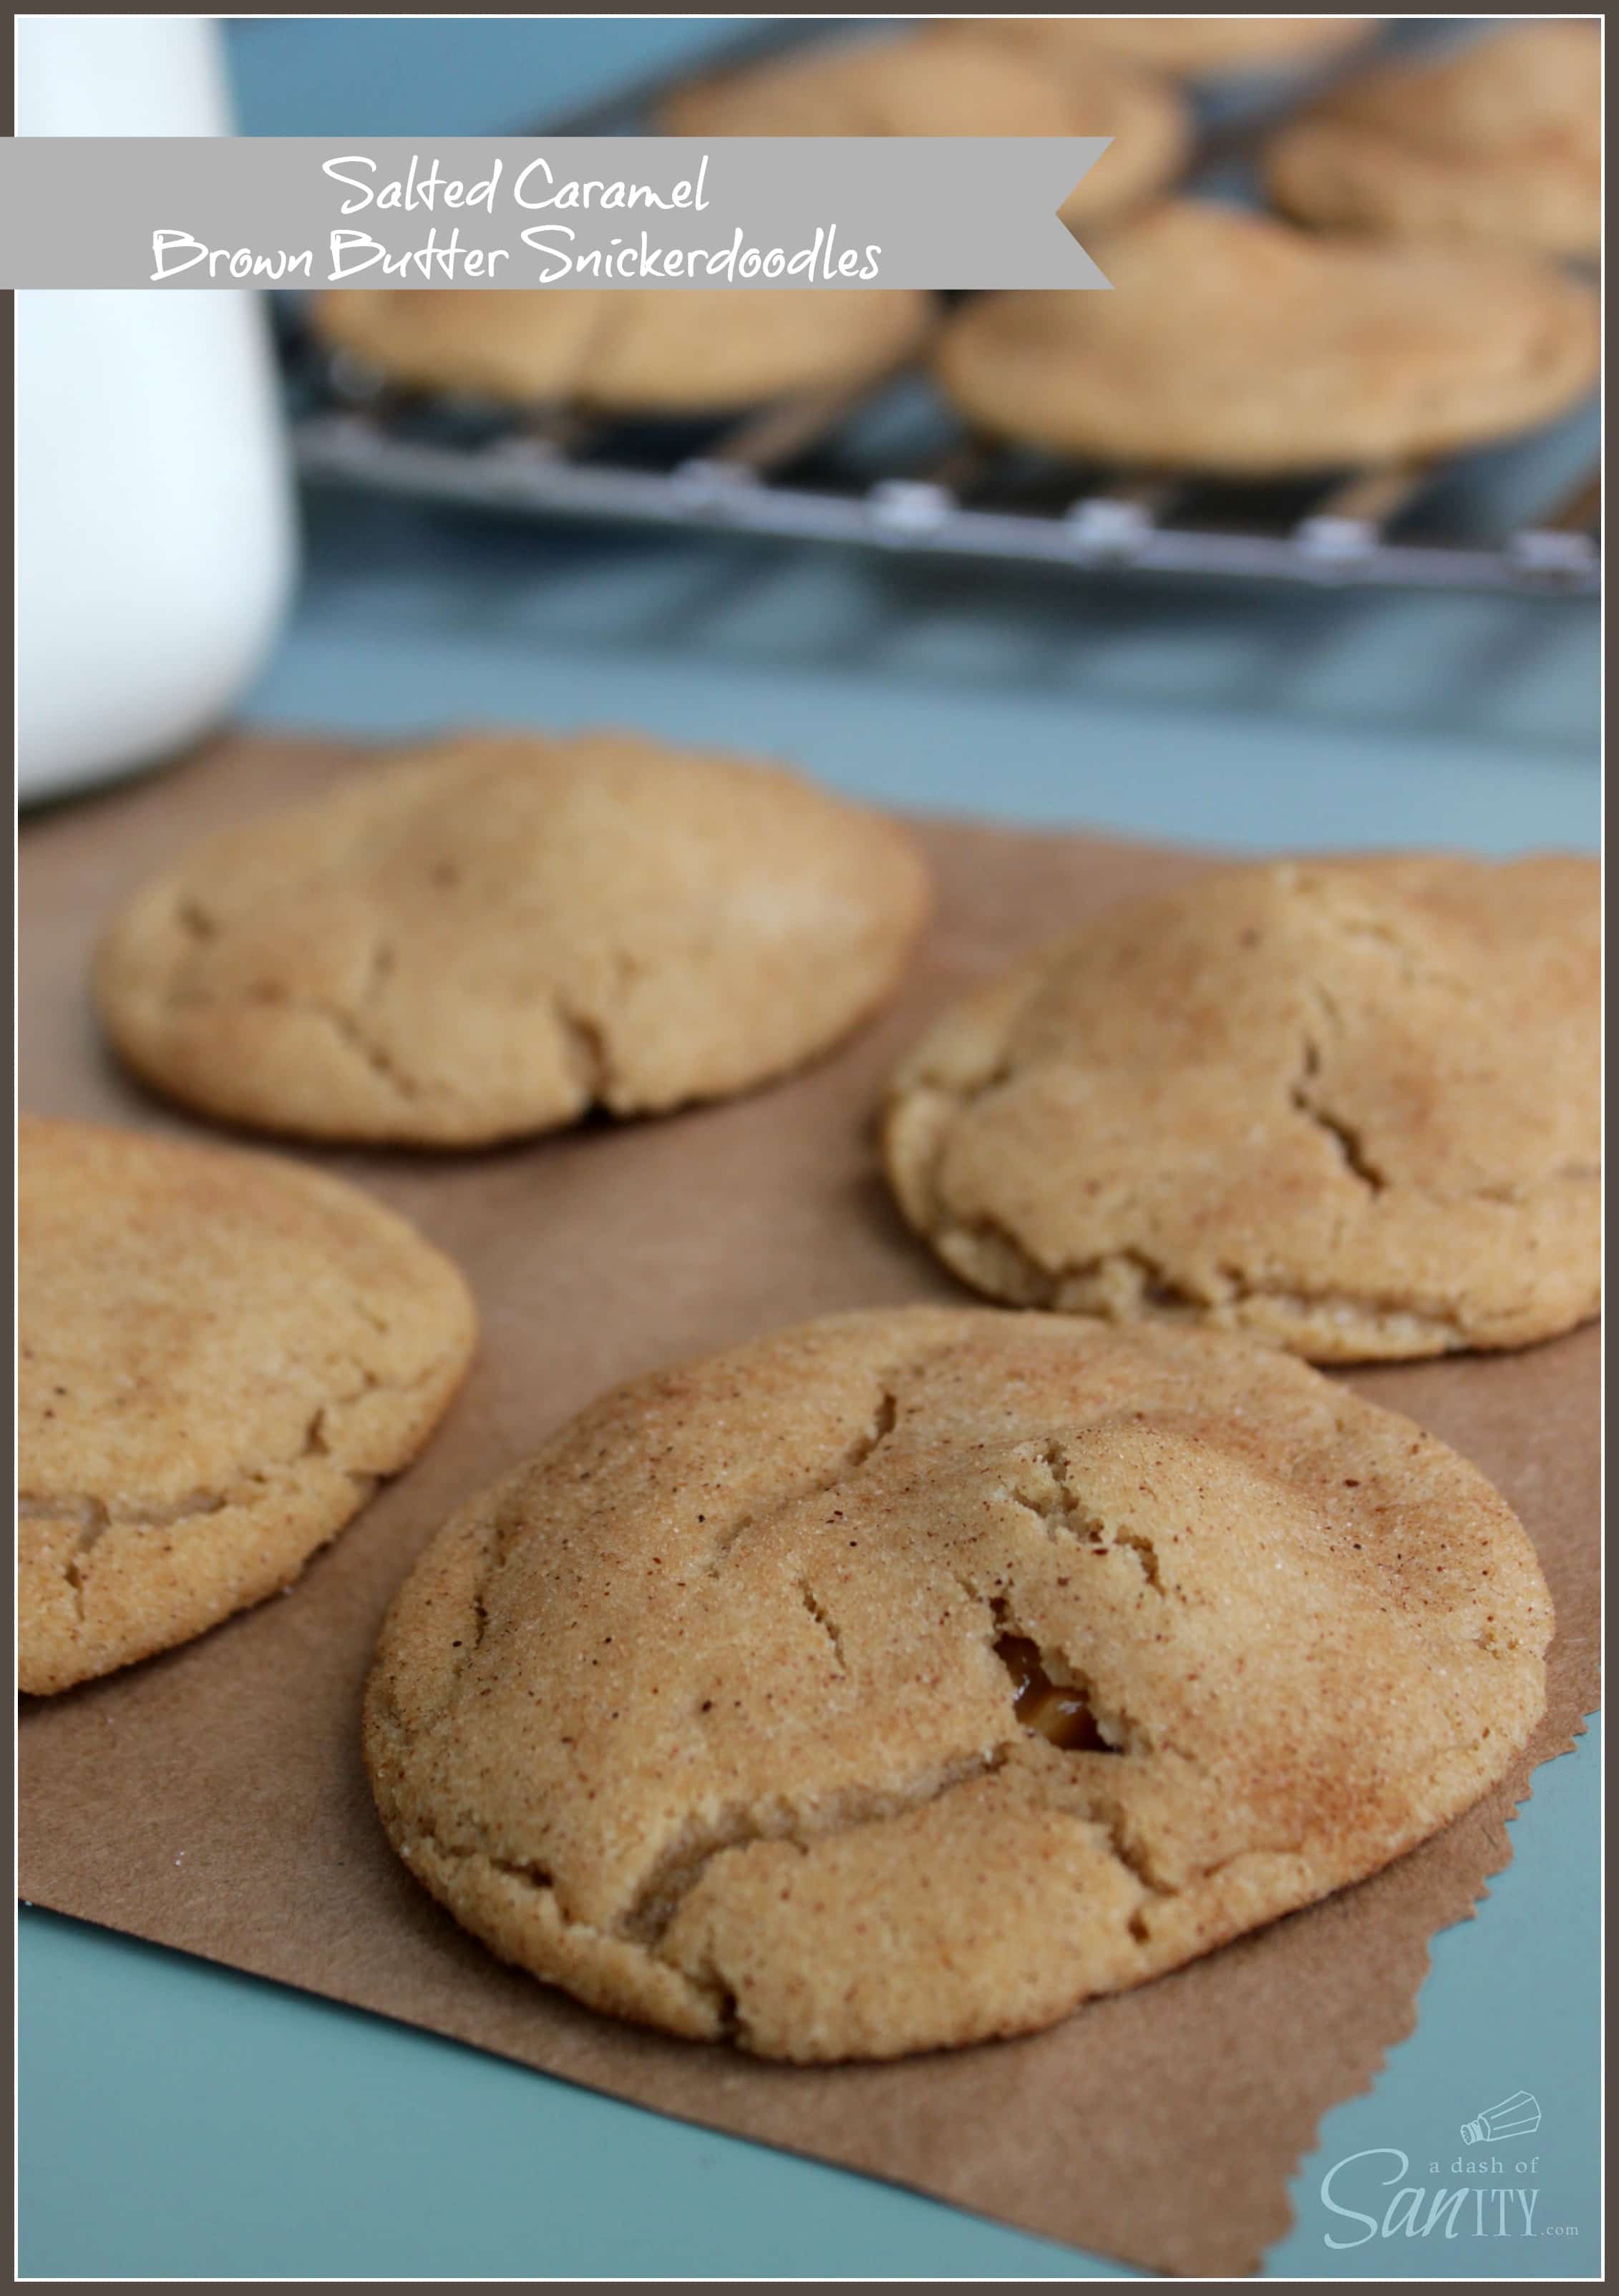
[883,856,1599,1363]
[935,201,1600,476]
[19,1116,475,1695]
[313,285,931,414]
[364,1306,1552,2063]
[661,21,1190,229]
[1268,23,1601,260]
[94,727,932,1147]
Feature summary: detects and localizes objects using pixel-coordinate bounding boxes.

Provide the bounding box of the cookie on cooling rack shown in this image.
[934,202,1600,475]
[1267,23,1601,260]
[977,15,1373,79]
[312,286,930,414]
[661,21,1190,228]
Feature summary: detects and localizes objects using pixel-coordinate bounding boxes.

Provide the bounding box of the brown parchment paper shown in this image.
[17,735,1600,2279]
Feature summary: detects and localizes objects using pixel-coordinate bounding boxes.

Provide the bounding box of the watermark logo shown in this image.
[1460,2090,1542,2146]
[1316,2091,1577,2249]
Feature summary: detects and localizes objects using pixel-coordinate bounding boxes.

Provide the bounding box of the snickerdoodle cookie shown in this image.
[989,15,1372,78]
[19,1116,475,1695]
[661,24,1190,228]
[312,284,930,414]
[935,201,1599,475]
[937,201,1600,475]
[94,729,931,1147]
[364,1305,1551,2061]
[883,857,1599,1362]
[1268,24,1601,259]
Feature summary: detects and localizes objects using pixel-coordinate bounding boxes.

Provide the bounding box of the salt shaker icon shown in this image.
[1460,2091,1541,2145]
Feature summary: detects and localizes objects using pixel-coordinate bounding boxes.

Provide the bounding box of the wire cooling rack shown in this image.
[282,19,1602,598]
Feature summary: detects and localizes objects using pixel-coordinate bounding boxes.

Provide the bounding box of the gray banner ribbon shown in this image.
[0,137,1110,291]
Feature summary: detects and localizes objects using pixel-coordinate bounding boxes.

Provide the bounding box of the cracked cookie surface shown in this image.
[1267,24,1600,260]
[883,856,1598,1363]
[364,1305,1550,2061]
[93,728,931,1147]
[18,1116,476,1693]
[935,202,1600,475]
[313,283,930,415]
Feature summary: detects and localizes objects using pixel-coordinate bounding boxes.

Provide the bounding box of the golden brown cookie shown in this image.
[883,856,1600,1362]
[18,1116,476,1695]
[364,1305,1552,2061]
[662,24,1190,228]
[989,15,1373,77]
[1267,24,1602,259]
[312,284,930,414]
[94,728,932,1147]
[934,201,1601,475]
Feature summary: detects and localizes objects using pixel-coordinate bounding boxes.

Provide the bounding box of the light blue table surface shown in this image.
[20,19,1601,2281]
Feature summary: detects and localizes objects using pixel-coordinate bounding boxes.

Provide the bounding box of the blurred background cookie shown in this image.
[18,1115,475,1694]
[935,200,1600,475]
[883,855,1599,1361]
[94,728,932,1147]
[976,14,1373,80]
[1266,22,1601,258]
[366,1304,1551,2060]
[313,284,931,414]
[661,21,1192,229]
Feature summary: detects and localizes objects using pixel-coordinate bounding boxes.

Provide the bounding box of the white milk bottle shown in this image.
[16,16,297,802]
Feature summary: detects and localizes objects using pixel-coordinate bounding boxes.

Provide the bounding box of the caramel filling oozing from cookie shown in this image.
[995,1633,1112,1751]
